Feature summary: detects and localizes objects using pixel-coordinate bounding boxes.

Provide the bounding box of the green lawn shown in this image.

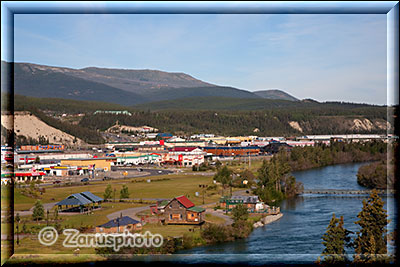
[14,174,233,211]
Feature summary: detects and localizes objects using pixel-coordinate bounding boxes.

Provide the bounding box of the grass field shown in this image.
[14,174,232,211]
[5,170,251,262]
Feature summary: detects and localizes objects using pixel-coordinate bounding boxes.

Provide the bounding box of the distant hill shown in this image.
[78,67,215,94]
[7,61,264,105]
[253,89,299,101]
[10,62,148,106]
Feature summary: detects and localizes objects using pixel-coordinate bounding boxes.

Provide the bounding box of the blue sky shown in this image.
[11,13,388,105]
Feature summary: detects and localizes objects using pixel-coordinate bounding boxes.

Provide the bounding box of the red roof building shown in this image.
[175,195,195,209]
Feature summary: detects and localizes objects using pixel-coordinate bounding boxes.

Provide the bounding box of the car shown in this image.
[53,180,61,184]
[81,178,89,182]
[102,176,112,181]
[158,171,162,173]
[137,168,143,172]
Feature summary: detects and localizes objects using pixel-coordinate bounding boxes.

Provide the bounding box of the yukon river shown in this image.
[171,162,397,264]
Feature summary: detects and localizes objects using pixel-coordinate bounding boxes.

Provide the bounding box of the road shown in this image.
[17,168,175,188]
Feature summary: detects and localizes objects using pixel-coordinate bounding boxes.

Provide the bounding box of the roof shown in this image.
[187,206,205,213]
[169,147,198,152]
[98,216,140,228]
[175,195,195,209]
[81,191,103,202]
[56,192,103,206]
[203,146,260,150]
[231,195,259,204]
[158,200,169,208]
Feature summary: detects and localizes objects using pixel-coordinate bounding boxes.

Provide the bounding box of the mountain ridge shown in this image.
[253,89,299,101]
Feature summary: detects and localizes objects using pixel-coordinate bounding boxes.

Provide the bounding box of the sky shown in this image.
[10,12,389,105]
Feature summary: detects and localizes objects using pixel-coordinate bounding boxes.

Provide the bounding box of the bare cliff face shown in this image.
[288,117,390,134]
[1,111,85,145]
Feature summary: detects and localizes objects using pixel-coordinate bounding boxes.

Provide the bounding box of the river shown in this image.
[170,162,397,264]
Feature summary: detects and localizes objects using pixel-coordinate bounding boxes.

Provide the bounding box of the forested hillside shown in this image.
[79,109,388,137]
[10,94,391,138]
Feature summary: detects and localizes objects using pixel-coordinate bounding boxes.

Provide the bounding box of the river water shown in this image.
[171,162,397,264]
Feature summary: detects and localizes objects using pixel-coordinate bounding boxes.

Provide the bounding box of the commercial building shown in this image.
[203,146,260,157]
[61,158,114,172]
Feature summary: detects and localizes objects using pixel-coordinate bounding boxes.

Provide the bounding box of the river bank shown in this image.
[253,213,283,228]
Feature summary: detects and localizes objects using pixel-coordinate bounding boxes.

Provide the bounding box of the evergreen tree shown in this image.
[353,189,390,263]
[32,200,45,221]
[232,204,249,223]
[213,165,232,195]
[318,214,350,265]
[104,184,113,201]
[120,185,130,200]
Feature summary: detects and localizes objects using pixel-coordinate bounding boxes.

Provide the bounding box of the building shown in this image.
[163,195,205,225]
[150,200,170,215]
[113,154,161,166]
[157,133,173,140]
[203,146,260,157]
[162,147,206,167]
[260,143,292,154]
[96,216,142,233]
[93,110,132,116]
[18,144,65,152]
[219,195,275,214]
[14,170,46,183]
[56,191,103,213]
[61,158,114,172]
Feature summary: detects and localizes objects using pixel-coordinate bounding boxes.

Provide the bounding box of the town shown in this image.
[1,123,393,257]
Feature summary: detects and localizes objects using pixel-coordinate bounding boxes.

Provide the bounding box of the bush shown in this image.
[201,224,234,244]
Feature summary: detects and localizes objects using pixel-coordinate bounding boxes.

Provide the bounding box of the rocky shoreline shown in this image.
[253,213,283,228]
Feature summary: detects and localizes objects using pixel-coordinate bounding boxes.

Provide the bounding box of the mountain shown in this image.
[6,61,266,105]
[77,67,215,94]
[11,62,148,106]
[141,86,259,103]
[253,89,299,101]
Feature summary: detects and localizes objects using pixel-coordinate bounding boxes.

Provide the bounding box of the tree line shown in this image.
[318,190,392,264]
[276,141,387,172]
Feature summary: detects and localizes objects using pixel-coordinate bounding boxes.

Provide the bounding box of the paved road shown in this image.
[106,205,150,221]
[204,209,234,225]
[14,202,58,216]
[18,168,174,188]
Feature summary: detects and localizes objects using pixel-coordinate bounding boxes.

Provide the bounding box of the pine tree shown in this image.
[32,200,44,221]
[353,189,390,263]
[103,184,112,201]
[120,185,130,200]
[319,214,350,265]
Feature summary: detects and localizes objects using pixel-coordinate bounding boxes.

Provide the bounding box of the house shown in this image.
[96,216,142,233]
[220,195,269,213]
[150,199,169,215]
[163,195,205,225]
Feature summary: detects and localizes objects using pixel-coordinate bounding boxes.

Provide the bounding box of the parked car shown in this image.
[137,168,143,172]
[158,171,163,173]
[53,180,61,184]
[102,176,112,181]
[81,178,89,182]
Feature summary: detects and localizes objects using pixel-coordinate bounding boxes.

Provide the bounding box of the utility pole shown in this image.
[199,184,208,204]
